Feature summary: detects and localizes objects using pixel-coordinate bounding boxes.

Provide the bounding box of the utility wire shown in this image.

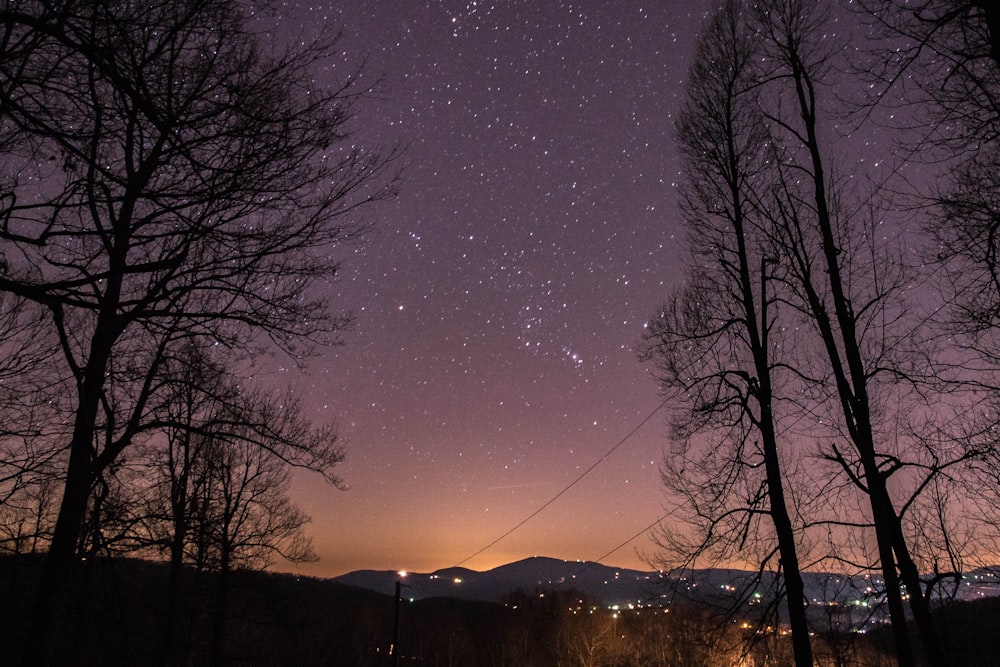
[571,497,692,578]
[451,398,668,569]
[588,502,682,567]
[575,515,666,577]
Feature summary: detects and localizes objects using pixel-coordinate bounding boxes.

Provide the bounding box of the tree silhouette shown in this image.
[639,3,814,665]
[644,2,988,664]
[858,1,1000,355]
[0,1,397,662]
[751,1,952,663]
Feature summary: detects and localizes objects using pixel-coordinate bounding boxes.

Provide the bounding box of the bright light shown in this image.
[397,570,408,578]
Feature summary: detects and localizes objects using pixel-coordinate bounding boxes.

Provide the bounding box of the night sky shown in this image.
[272,1,709,578]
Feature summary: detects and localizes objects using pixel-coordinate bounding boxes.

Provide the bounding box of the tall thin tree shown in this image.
[753,1,950,663]
[640,3,813,664]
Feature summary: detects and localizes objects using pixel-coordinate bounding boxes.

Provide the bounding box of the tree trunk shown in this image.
[781,24,941,665]
[23,302,118,665]
[759,403,813,667]
[22,446,90,666]
[163,528,186,667]
[210,546,231,666]
[23,381,105,666]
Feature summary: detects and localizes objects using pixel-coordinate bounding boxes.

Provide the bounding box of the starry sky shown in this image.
[272,0,709,578]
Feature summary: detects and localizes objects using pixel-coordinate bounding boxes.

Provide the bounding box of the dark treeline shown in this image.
[0,553,942,667]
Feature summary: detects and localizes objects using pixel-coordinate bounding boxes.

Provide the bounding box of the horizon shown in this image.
[271,0,710,581]
[269,1,928,581]
[5,1,1000,665]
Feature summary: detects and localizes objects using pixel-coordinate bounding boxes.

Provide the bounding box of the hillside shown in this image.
[334,555,1000,617]
[3,554,1000,666]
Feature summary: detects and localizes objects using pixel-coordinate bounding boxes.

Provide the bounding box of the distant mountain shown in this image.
[5,553,1000,667]
[333,556,1000,613]
[334,556,667,607]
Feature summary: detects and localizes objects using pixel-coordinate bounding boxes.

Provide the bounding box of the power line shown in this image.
[571,498,692,578]
[574,515,665,577]
[451,398,668,569]
[588,502,683,567]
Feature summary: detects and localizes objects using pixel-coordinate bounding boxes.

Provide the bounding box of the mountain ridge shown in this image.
[332,555,1000,613]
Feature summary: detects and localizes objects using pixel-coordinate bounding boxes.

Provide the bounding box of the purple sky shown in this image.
[267,0,712,577]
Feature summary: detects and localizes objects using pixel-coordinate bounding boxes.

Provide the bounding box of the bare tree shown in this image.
[146,344,339,665]
[856,2,1000,354]
[0,0,396,661]
[0,469,59,554]
[136,347,229,666]
[860,3,1000,634]
[648,1,983,665]
[190,430,318,665]
[750,1,961,664]
[639,3,814,665]
[0,295,65,556]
